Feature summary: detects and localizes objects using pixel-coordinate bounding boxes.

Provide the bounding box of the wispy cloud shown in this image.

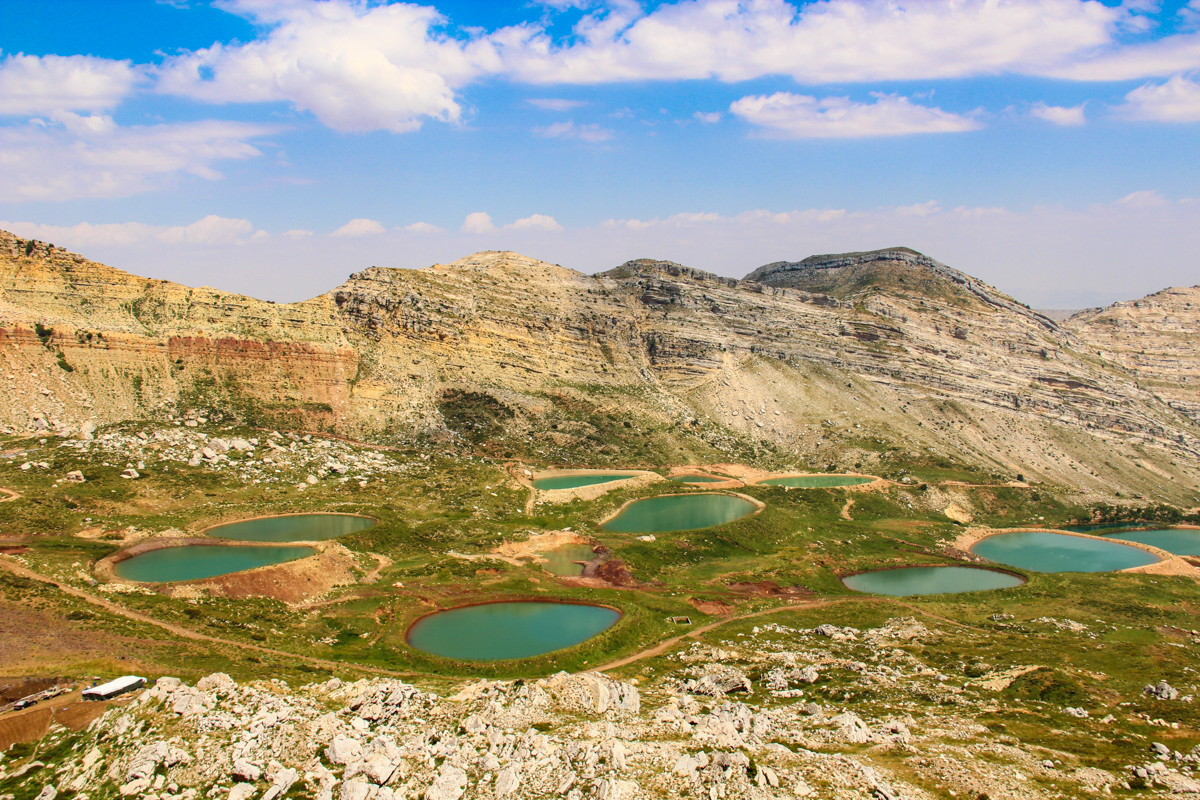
[0,115,275,201]
[730,92,981,138]
[0,215,264,248]
[532,120,613,141]
[526,98,587,111]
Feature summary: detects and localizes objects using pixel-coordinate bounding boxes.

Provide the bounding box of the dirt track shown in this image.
[0,557,417,679]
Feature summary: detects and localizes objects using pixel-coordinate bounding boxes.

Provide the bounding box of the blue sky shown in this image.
[1,0,1198,306]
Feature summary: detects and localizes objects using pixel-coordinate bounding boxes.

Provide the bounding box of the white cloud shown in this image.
[158,215,259,245]
[1031,102,1087,126]
[1115,74,1200,121]
[14,195,1199,309]
[404,222,445,234]
[0,220,158,248]
[0,215,262,248]
[506,214,563,231]
[729,92,981,138]
[0,53,142,115]
[532,120,613,141]
[331,218,386,237]
[155,0,500,133]
[526,98,586,111]
[693,111,721,124]
[1117,189,1169,207]
[0,115,275,201]
[461,212,495,233]
[500,0,1130,85]
[896,200,941,216]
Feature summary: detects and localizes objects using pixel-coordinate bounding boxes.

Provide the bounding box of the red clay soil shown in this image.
[725,581,814,598]
[689,598,736,616]
[0,706,52,751]
[162,548,360,604]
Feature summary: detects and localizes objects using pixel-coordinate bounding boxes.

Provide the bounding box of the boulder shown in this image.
[196,672,236,694]
[495,767,520,795]
[325,733,364,765]
[65,470,85,483]
[425,764,468,800]
[232,759,262,782]
[119,468,139,479]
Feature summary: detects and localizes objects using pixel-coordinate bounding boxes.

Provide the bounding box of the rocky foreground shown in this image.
[9,618,1200,800]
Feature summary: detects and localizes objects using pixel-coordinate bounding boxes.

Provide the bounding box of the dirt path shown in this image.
[362,553,393,584]
[841,498,855,520]
[591,595,986,674]
[0,488,19,502]
[0,557,417,679]
[592,600,835,673]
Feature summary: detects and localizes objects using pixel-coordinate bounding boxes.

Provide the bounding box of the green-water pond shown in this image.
[533,474,633,490]
[970,531,1160,573]
[600,493,757,533]
[759,475,875,488]
[406,601,621,661]
[206,513,376,542]
[1105,529,1200,556]
[842,566,1025,596]
[540,544,597,576]
[668,474,729,483]
[114,545,315,583]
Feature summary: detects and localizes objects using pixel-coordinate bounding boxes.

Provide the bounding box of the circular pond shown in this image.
[114,544,315,583]
[533,473,633,490]
[206,513,376,542]
[759,475,875,488]
[842,566,1025,596]
[406,601,620,661]
[669,474,728,484]
[1106,529,1200,556]
[600,493,757,533]
[970,531,1160,573]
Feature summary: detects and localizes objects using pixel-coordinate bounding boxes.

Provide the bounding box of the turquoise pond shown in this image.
[1106,529,1200,556]
[114,545,315,582]
[759,475,875,488]
[1062,522,1150,534]
[406,601,621,660]
[669,474,728,483]
[206,513,376,542]
[540,544,597,576]
[970,531,1159,573]
[842,566,1025,596]
[600,493,757,533]
[533,474,632,490]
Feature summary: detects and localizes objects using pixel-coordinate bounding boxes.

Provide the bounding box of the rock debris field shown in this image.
[10,618,1200,800]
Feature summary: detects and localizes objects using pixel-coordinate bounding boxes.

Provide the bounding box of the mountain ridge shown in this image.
[2,229,1198,505]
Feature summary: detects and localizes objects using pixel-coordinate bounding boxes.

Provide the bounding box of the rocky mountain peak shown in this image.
[598,259,737,288]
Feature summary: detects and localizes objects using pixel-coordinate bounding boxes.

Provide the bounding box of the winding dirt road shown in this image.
[0,557,417,678]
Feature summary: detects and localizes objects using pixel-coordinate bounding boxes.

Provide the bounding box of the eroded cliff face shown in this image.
[1,230,1197,503]
[1067,287,1200,428]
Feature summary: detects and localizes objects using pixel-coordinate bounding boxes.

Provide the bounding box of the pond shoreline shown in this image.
[954,526,1197,577]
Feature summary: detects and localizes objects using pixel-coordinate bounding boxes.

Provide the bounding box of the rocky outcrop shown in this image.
[2,230,1198,501]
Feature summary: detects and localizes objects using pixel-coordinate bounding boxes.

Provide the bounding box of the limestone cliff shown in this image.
[1,231,1197,503]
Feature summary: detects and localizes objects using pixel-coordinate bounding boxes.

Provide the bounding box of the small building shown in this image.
[83,675,146,701]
